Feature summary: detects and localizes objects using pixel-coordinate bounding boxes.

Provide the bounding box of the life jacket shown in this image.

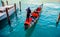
[25,18,32,26]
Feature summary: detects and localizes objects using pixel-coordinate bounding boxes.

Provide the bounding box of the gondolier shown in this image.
[26,7,31,20]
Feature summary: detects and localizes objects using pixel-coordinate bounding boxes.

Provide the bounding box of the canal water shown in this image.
[0,2,60,37]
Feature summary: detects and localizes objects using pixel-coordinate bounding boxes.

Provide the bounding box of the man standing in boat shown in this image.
[24,7,31,30]
[26,7,31,20]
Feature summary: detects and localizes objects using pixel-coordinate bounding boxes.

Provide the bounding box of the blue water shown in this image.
[0,3,60,37]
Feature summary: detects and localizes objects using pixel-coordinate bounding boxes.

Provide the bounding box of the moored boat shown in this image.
[24,4,43,30]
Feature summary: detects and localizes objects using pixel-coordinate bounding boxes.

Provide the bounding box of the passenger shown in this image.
[26,7,31,20]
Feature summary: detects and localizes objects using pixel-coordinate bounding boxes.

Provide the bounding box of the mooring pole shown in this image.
[6,8,11,26]
[19,1,21,11]
[6,1,8,5]
[1,0,5,6]
[14,3,17,16]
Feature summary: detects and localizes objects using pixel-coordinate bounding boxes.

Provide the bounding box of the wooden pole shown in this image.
[6,1,8,5]
[6,8,13,32]
[6,8,11,26]
[14,3,17,16]
[1,1,5,6]
[19,1,21,11]
[14,3,16,12]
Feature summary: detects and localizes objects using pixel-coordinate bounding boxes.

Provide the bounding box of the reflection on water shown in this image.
[25,24,36,37]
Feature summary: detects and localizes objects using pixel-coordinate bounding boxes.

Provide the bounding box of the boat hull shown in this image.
[24,4,43,30]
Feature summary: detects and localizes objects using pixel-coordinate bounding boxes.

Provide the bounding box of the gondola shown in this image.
[24,4,43,30]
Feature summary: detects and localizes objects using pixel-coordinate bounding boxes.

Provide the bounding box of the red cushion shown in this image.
[31,12,39,18]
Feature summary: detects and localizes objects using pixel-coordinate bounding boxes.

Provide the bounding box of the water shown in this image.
[0,3,60,37]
